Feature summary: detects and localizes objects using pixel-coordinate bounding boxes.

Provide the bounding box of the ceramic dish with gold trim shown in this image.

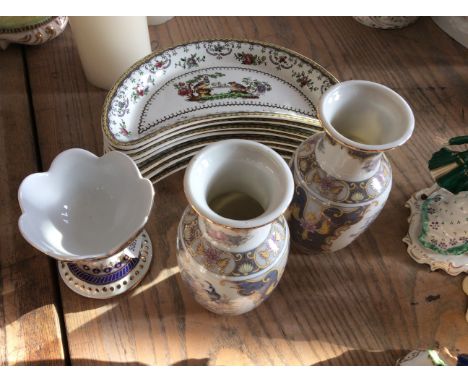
[105,134,297,183]
[115,132,300,174]
[146,146,294,185]
[116,124,315,164]
[403,184,468,276]
[102,39,338,149]
[137,134,300,178]
[103,116,319,154]
[0,16,68,50]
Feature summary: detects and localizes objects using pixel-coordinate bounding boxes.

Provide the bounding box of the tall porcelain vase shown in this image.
[289,80,415,253]
[177,140,294,315]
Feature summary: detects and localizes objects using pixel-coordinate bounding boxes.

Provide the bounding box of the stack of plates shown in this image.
[101,39,338,183]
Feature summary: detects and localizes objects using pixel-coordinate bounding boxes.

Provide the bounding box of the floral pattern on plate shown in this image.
[102,39,338,146]
[403,184,468,275]
[419,188,468,256]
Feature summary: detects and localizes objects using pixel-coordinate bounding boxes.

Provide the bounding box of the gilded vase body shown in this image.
[288,80,414,253]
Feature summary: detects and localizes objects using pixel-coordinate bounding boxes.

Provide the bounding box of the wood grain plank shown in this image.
[25,17,468,365]
[0,46,65,365]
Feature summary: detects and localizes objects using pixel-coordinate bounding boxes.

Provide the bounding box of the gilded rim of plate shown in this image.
[142,148,293,184]
[139,140,299,172]
[121,124,314,160]
[101,37,339,147]
[105,113,322,152]
[141,141,297,177]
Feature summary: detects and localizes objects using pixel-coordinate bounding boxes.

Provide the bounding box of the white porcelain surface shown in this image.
[141,139,298,180]
[121,127,304,164]
[418,188,468,256]
[178,139,293,315]
[18,148,154,261]
[289,133,392,252]
[148,149,294,185]
[105,117,318,154]
[289,80,414,253]
[102,119,318,182]
[318,80,415,153]
[177,211,289,315]
[403,184,468,275]
[102,39,338,148]
[184,139,294,230]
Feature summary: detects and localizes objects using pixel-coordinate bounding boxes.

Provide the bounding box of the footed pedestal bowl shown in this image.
[18,148,155,298]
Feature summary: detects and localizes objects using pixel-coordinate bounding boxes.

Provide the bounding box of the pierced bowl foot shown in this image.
[58,230,152,299]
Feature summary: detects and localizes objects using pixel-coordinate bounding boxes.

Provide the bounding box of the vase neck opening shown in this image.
[318,80,414,153]
[184,139,294,230]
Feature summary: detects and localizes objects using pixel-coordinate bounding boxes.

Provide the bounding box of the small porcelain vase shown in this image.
[177,139,294,315]
[289,80,415,253]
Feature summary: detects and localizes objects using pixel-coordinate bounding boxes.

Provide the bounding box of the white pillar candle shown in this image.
[69,16,151,90]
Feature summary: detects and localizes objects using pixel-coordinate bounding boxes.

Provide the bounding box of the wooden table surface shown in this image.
[1,16,467,366]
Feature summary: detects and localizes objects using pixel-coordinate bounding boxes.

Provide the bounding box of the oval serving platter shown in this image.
[102,39,338,149]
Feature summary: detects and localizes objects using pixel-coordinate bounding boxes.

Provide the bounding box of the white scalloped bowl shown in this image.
[18,149,154,261]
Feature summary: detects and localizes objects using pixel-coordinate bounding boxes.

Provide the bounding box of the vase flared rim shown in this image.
[184,139,294,229]
[318,80,415,153]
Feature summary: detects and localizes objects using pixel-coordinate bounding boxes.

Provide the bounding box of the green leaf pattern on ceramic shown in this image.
[418,189,468,256]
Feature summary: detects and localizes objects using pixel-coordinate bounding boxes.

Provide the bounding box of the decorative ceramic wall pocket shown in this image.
[177,140,293,315]
[288,80,415,253]
[403,136,468,275]
[18,149,155,298]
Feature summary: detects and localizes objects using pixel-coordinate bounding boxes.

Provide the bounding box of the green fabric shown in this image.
[428,135,468,194]
[0,16,51,30]
[449,135,468,145]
